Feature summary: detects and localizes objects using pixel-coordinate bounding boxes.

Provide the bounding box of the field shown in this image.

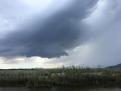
[0,67,121,88]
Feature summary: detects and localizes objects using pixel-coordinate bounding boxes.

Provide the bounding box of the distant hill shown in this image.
[108,64,121,68]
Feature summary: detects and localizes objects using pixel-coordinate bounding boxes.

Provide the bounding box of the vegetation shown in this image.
[0,67,121,88]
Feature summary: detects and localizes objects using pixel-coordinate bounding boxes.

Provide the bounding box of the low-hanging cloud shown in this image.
[84,0,121,66]
[0,0,98,58]
[1,0,121,67]
[55,0,121,67]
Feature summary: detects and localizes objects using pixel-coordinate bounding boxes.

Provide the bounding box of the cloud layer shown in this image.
[1,0,121,68]
[57,0,121,67]
[0,0,97,58]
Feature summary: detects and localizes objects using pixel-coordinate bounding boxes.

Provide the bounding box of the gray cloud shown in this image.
[55,0,121,67]
[86,0,121,66]
[0,0,98,58]
[1,0,121,67]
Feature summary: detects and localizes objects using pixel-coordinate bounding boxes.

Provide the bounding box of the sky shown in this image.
[0,0,121,69]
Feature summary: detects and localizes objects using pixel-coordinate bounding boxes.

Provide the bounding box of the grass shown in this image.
[0,67,121,88]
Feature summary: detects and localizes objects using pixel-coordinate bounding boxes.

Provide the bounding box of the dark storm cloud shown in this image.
[0,0,98,58]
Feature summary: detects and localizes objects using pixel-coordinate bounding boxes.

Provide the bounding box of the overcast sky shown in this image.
[0,0,121,69]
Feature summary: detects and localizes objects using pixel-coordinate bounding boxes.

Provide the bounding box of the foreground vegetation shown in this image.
[0,67,121,88]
